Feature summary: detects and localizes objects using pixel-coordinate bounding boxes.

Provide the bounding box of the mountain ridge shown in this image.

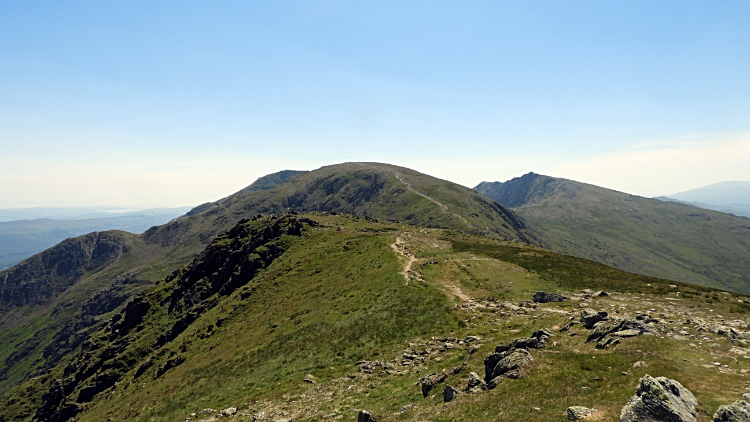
[0,162,537,395]
[474,172,750,293]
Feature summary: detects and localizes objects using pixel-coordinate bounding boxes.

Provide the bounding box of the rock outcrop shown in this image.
[580,309,609,329]
[587,317,656,349]
[714,400,750,422]
[533,291,567,303]
[620,375,698,422]
[32,215,315,422]
[484,348,533,382]
[0,231,129,309]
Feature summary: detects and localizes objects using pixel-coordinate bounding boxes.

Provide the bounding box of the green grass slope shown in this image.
[3,213,749,422]
[475,173,750,293]
[0,163,537,396]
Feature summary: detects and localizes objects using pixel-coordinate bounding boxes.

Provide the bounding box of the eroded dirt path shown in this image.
[390,235,418,285]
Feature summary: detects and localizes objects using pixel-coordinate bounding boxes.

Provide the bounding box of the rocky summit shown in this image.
[0,164,750,422]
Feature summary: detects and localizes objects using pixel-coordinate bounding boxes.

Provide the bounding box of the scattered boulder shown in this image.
[417,364,466,397]
[419,372,447,397]
[533,291,567,303]
[587,318,654,344]
[466,372,487,393]
[221,407,237,416]
[484,348,533,381]
[714,400,750,422]
[567,406,596,420]
[358,410,376,422]
[620,374,698,422]
[580,309,609,329]
[443,385,460,403]
[495,328,554,352]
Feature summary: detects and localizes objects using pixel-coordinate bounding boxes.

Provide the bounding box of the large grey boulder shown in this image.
[485,348,533,381]
[714,400,750,422]
[620,375,698,422]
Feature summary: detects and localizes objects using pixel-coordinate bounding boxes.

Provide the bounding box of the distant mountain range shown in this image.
[475,173,750,292]
[0,207,192,270]
[655,181,750,217]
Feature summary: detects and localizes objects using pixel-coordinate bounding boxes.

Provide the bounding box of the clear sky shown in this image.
[1,1,749,207]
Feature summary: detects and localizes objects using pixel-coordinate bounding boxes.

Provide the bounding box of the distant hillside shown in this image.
[657,181,750,217]
[475,173,750,292]
[0,208,191,270]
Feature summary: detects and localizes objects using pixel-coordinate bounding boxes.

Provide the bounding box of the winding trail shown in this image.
[393,174,473,228]
[390,235,417,284]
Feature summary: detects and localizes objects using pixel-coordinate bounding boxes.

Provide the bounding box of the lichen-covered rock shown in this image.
[567,406,596,420]
[485,348,533,381]
[714,400,750,422]
[466,372,487,393]
[620,374,698,422]
[580,309,609,329]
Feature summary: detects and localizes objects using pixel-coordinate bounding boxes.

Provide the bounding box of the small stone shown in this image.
[221,407,236,416]
[567,406,596,420]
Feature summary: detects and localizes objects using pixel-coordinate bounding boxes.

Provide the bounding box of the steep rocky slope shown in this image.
[475,173,750,293]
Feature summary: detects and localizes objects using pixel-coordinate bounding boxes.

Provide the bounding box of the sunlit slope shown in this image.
[3,214,749,422]
[0,162,537,395]
[194,162,539,244]
[476,173,750,293]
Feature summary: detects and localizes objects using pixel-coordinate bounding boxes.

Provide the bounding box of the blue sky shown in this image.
[1,1,749,207]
